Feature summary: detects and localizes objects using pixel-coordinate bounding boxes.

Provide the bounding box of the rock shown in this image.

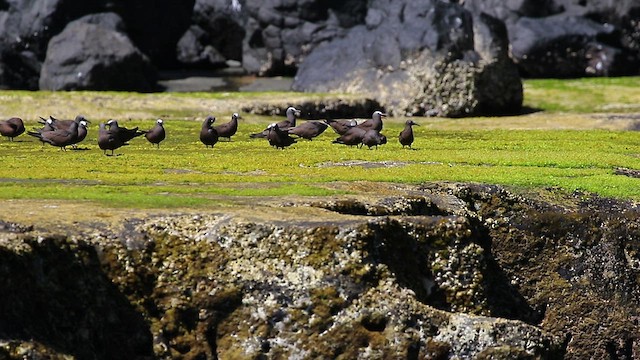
[176,25,227,67]
[2,183,640,358]
[510,15,637,77]
[39,13,157,91]
[292,1,522,117]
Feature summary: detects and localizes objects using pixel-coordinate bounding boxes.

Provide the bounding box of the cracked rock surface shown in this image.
[1,183,638,359]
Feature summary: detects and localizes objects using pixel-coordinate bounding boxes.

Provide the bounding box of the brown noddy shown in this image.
[356,110,386,131]
[250,106,300,138]
[214,113,240,141]
[0,117,25,141]
[200,116,219,148]
[332,126,367,147]
[362,129,387,149]
[98,122,127,156]
[27,116,81,150]
[287,121,328,140]
[324,118,357,135]
[143,119,166,148]
[398,120,419,149]
[267,123,296,149]
[106,119,144,143]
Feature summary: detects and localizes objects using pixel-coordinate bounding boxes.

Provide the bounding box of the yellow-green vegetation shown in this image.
[2,77,640,208]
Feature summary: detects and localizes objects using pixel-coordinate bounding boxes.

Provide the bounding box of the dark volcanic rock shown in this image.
[39,13,157,91]
[292,1,522,116]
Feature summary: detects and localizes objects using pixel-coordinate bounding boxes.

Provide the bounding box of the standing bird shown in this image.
[98,122,126,156]
[287,121,328,140]
[250,106,301,138]
[142,119,166,148]
[214,113,240,141]
[332,126,367,147]
[324,118,357,135]
[399,120,419,149]
[71,119,89,149]
[356,110,386,131]
[27,116,81,150]
[0,117,25,141]
[362,129,387,149]
[106,119,145,143]
[267,123,296,149]
[200,116,219,148]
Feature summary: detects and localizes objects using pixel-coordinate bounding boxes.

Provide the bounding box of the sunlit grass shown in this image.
[2,77,640,208]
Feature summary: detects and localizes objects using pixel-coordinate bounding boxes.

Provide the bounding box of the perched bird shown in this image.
[27,116,81,150]
[362,129,387,149]
[333,126,367,147]
[399,120,419,149]
[106,119,144,143]
[250,106,301,138]
[324,118,357,135]
[200,116,219,148]
[142,118,166,148]
[356,110,385,131]
[0,117,25,141]
[98,122,126,156]
[267,123,296,149]
[214,113,240,141]
[287,121,328,140]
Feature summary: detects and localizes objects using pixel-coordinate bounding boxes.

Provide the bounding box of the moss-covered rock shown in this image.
[3,183,639,359]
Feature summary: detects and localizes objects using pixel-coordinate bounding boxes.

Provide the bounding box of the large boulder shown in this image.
[39,13,157,91]
[463,0,640,77]
[292,1,522,117]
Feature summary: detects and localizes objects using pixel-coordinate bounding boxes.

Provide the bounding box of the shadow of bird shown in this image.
[250,106,300,139]
[0,117,25,141]
[362,129,387,149]
[267,123,296,149]
[399,120,419,149]
[288,121,328,140]
[142,118,166,148]
[214,113,240,141]
[200,116,219,148]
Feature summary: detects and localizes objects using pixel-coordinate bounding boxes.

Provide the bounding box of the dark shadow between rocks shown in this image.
[0,235,153,359]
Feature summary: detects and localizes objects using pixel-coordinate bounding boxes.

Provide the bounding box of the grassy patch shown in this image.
[2,78,640,208]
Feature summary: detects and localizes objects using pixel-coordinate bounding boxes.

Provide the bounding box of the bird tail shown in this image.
[249,132,267,139]
[27,131,43,140]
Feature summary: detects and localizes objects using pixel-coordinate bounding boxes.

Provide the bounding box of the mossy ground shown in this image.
[2,78,640,211]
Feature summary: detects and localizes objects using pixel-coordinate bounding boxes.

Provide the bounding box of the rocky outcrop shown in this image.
[292,1,523,116]
[1,183,639,359]
[39,13,157,92]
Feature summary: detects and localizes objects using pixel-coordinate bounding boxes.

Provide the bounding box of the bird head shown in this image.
[372,111,387,120]
[287,107,301,118]
[407,120,419,126]
[75,115,88,123]
[157,118,164,125]
[232,113,241,120]
[206,116,216,125]
[379,134,387,144]
[80,120,88,128]
[106,119,117,128]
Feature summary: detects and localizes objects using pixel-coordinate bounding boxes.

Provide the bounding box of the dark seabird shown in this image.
[143,118,166,148]
[0,117,25,141]
[214,113,240,141]
[399,120,419,149]
[287,121,328,140]
[332,126,367,147]
[324,118,357,135]
[356,110,386,131]
[106,119,144,143]
[250,106,301,138]
[71,119,89,149]
[267,123,296,149]
[200,115,219,148]
[362,129,387,149]
[98,122,127,156]
[27,116,81,150]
